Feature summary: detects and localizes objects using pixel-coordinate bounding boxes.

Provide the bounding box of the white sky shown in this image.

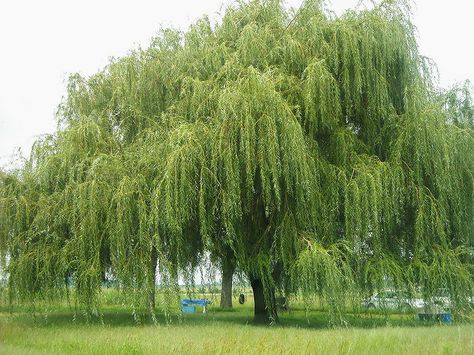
[1,0,473,167]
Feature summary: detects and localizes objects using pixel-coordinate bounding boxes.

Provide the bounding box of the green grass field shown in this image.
[0,292,473,354]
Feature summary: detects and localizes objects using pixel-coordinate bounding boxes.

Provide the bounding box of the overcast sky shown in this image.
[1,0,473,167]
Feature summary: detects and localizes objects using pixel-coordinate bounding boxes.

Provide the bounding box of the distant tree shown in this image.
[219,248,236,309]
[443,81,474,127]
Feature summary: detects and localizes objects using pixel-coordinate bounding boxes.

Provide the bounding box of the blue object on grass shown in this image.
[180,299,212,313]
[438,313,453,324]
[181,305,196,313]
[181,299,212,307]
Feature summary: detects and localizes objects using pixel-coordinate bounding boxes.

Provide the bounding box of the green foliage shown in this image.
[1,0,473,324]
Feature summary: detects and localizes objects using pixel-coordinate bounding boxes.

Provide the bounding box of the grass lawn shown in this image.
[0,293,473,354]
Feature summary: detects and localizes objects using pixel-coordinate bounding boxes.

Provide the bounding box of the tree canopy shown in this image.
[1,0,473,323]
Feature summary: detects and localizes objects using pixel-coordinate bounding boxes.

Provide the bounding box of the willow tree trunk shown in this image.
[147,247,158,310]
[250,278,278,323]
[220,257,235,308]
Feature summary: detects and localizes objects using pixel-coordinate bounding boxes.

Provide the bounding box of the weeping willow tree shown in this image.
[1,0,473,324]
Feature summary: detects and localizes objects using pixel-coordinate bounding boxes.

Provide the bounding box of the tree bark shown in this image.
[147,247,158,310]
[220,257,235,308]
[250,278,278,323]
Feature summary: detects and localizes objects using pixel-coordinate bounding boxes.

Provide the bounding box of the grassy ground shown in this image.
[0,293,473,354]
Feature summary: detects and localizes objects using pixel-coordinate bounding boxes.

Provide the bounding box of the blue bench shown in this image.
[417,312,453,324]
[181,299,212,313]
